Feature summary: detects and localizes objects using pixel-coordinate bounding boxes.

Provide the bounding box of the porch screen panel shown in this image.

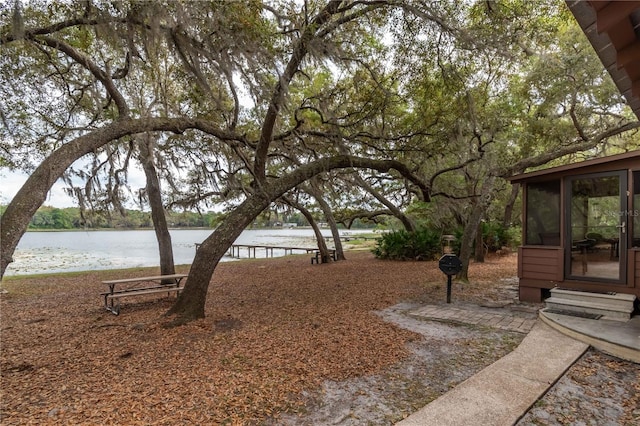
[526,180,561,245]
[634,171,640,248]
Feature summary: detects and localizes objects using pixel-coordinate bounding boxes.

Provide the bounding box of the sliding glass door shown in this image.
[566,171,627,283]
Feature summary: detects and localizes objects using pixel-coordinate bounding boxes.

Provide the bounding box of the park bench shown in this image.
[311,249,336,264]
[101,273,187,315]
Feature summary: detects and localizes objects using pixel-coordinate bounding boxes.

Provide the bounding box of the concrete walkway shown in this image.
[540,309,640,363]
[396,320,588,426]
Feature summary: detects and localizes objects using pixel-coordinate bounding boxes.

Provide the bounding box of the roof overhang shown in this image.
[508,150,640,183]
[566,1,640,120]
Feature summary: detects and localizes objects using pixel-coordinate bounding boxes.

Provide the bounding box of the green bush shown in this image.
[482,222,505,252]
[372,228,441,261]
[443,223,521,256]
[482,222,520,251]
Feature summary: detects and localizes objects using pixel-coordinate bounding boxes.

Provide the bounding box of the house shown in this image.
[509,151,640,303]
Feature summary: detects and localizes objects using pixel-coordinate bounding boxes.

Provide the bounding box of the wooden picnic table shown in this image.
[311,249,337,264]
[101,273,187,315]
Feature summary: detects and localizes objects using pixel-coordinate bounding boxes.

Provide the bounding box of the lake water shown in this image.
[5,228,370,276]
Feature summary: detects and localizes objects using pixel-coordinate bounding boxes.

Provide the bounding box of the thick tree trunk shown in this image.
[282,196,332,263]
[167,193,271,321]
[458,177,496,282]
[138,136,175,277]
[502,183,520,228]
[458,202,484,283]
[475,221,485,263]
[319,201,345,261]
[305,211,332,263]
[307,183,346,261]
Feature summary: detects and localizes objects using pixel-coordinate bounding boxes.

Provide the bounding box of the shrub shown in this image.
[442,223,521,256]
[372,228,441,261]
[482,222,520,252]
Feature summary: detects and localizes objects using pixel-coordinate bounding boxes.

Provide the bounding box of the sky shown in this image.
[1,170,78,208]
[0,165,149,209]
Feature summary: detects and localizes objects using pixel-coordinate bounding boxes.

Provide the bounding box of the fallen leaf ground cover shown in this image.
[1,250,516,425]
[517,349,640,425]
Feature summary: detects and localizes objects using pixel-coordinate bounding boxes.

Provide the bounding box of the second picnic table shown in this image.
[101,273,187,315]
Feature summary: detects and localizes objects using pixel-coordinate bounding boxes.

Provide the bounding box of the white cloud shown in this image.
[0,170,79,208]
[1,162,149,209]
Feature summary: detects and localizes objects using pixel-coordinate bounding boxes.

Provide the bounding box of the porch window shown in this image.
[526,180,561,245]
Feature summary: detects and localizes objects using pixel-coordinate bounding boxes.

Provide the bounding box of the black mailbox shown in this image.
[438,254,462,303]
[439,254,462,276]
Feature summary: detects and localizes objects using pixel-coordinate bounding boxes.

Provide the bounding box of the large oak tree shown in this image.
[1,1,437,322]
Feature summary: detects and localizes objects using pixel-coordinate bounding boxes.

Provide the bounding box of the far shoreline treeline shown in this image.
[0,204,223,230]
[0,205,374,231]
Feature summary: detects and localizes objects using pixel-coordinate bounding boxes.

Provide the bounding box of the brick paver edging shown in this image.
[409,304,538,334]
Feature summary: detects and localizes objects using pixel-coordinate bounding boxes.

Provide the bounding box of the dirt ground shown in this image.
[272,301,525,425]
[1,251,638,425]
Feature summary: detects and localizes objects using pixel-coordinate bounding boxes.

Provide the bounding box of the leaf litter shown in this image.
[1,251,638,425]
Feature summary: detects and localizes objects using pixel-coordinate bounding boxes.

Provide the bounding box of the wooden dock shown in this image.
[325,235,378,242]
[195,233,379,260]
[227,244,319,259]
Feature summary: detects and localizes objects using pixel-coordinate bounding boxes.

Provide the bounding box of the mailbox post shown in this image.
[438,254,462,303]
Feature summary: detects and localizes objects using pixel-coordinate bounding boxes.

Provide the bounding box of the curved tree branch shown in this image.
[0,116,243,278]
[499,121,640,177]
[254,1,343,183]
[32,35,130,117]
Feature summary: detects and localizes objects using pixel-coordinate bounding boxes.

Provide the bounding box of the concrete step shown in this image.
[544,297,634,321]
[549,288,636,312]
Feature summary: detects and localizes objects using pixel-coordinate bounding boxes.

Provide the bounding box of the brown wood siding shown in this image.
[634,250,640,287]
[518,247,563,281]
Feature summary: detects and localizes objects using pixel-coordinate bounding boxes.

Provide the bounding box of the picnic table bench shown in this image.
[311,249,336,264]
[101,273,187,315]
